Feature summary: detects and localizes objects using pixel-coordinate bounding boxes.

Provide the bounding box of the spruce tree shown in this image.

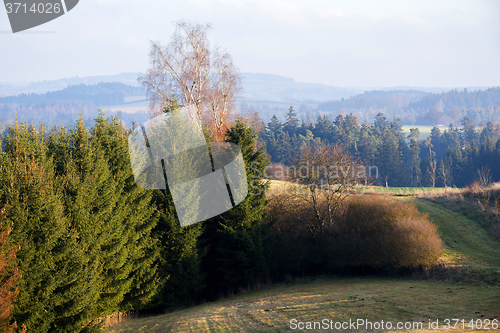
[201,120,269,296]
[147,188,205,309]
[377,128,404,186]
[313,115,334,143]
[407,128,421,186]
[144,109,206,310]
[0,122,93,332]
[89,114,160,312]
[284,106,299,136]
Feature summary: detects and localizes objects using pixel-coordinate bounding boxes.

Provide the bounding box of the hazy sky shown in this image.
[1,0,499,87]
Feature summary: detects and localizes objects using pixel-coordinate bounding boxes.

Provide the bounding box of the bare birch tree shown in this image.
[139,21,241,141]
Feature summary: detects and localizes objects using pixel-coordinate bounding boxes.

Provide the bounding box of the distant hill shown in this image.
[0,82,147,127]
[0,73,142,96]
[318,90,428,112]
[1,72,368,103]
[241,73,365,102]
[0,82,145,106]
[1,72,499,126]
[407,87,500,113]
[315,87,500,125]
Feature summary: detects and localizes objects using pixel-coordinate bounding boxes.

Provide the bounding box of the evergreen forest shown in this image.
[263,107,500,188]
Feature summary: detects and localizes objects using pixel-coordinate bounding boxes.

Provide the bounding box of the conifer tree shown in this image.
[407,128,421,186]
[144,109,206,309]
[358,125,379,167]
[89,114,160,312]
[147,188,205,309]
[377,128,404,186]
[265,115,282,162]
[0,123,92,332]
[284,106,299,136]
[313,115,334,143]
[201,120,269,296]
[0,207,22,333]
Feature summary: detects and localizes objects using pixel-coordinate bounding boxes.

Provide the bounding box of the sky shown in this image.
[1,0,499,88]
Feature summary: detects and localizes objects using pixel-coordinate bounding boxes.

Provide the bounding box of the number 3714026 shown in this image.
[5,2,62,14]
[443,319,498,330]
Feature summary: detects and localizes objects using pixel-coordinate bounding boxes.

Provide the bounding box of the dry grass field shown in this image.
[104,276,499,332]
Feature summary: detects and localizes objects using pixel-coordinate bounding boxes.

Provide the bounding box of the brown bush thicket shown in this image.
[331,196,444,269]
[266,193,327,276]
[463,181,500,204]
[267,194,444,278]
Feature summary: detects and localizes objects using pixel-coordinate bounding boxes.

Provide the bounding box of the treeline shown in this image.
[421,120,500,187]
[0,83,145,106]
[408,87,500,113]
[0,102,150,132]
[0,100,99,126]
[263,107,500,187]
[0,115,269,332]
[0,83,149,128]
[318,89,427,112]
[316,87,500,126]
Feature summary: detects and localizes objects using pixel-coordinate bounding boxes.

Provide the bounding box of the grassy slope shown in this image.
[104,197,500,333]
[410,198,500,280]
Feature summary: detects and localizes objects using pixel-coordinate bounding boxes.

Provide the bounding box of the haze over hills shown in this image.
[0,83,145,106]
[0,72,461,102]
[0,73,143,97]
[1,72,499,126]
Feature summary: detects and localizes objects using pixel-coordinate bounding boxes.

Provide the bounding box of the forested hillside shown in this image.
[263,107,500,188]
[0,82,145,106]
[408,87,500,113]
[315,87,500,126]
[318,89,427,112]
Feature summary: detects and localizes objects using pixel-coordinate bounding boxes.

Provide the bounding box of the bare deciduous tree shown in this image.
[438,158,451,187]
[477,166,491,187]
[424,139,437,188]
[139,21,241,141]
[287,143,362,235]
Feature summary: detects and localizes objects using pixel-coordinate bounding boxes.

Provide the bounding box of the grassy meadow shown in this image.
[365,186,462,196]
[401,125,466,141]
[401,125,437,140]
[104,183,500,332]
[104,277,499,332]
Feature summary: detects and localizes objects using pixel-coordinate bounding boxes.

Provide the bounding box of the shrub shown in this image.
[330,195,444,269]
[267,193,444,277]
